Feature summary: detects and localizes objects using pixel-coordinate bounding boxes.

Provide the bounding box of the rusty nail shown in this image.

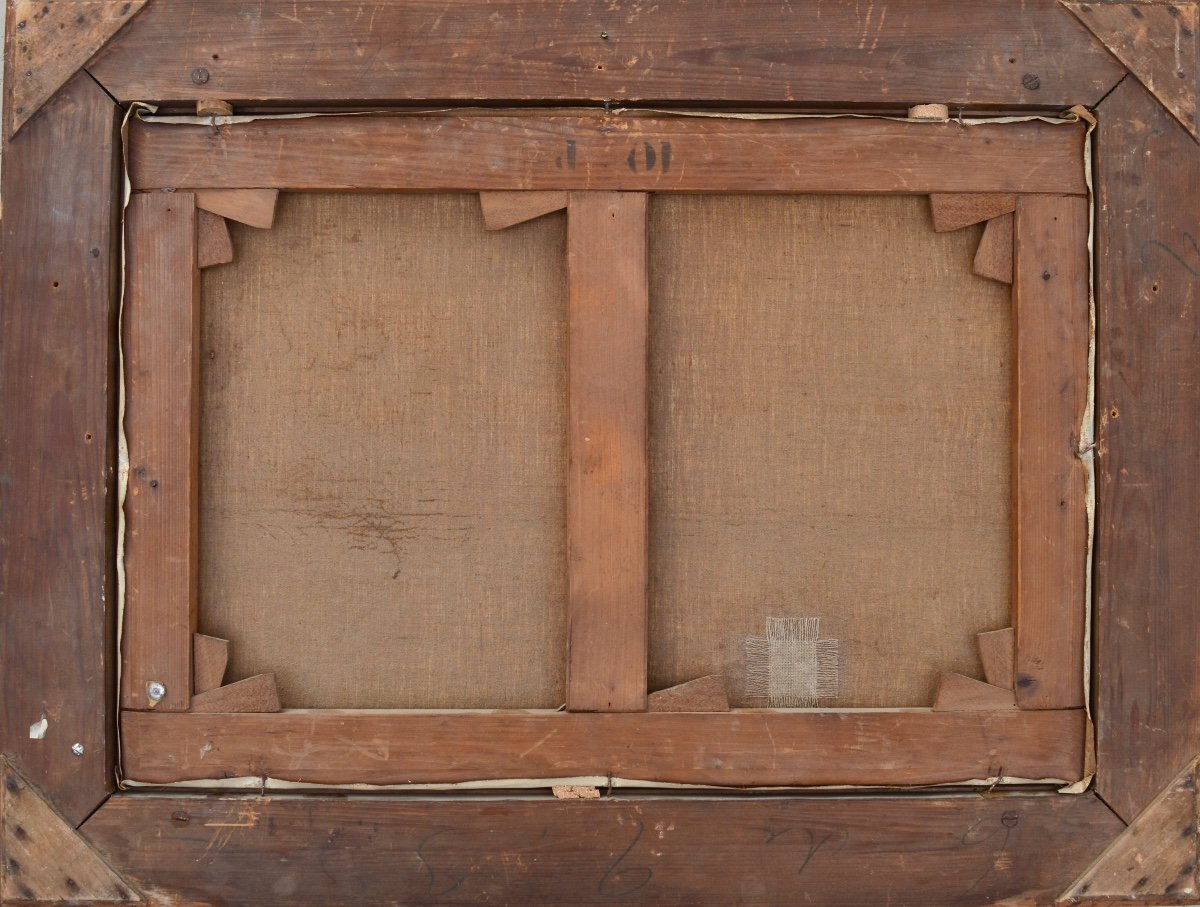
[190,67,211,85]
[1022,73,1041,91]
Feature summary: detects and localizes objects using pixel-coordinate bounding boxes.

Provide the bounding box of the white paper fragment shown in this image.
[29,716,48,739]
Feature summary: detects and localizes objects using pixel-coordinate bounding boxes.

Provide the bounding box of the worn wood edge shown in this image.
[128,116,1090,195]
[1,758,141,903]
[119,709,1087,787]
[4,0,149,138]
[190,634,228,694]
[0,71,122,825]
[1059,756,1200,903]
[83,0,1127,108]
[975,212,1016,284]
[648,675,730,712]
[480,190,568,229]
[193,188,278,228]
[933,673,1019,711]
[1062,1,1199,143]
[1093,72,1200,827]
[79,789,1125,906]
[189,675,281,713]
[979,628,1017,690]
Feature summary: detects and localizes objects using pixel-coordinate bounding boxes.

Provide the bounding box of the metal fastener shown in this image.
[71,743,85,757]
[190,67,211,85]
[147,681,166,702]
[600,31,610,39]
[1021,73,1041,91]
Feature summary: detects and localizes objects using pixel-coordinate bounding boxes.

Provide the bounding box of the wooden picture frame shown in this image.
[2,1,1198,904]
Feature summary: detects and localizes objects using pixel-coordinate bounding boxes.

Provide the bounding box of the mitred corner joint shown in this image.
[4,0,149,138]
[1058,755,1200,904]
[0,759,141,903]
[1062,0,1200,143]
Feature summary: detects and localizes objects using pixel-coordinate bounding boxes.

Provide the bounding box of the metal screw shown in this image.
[1021,73,1041,91]
[147,681,166,702]
[190,67,211,85]
[71,743,85,757]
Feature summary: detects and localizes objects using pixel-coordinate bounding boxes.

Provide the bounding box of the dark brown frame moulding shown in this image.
[3,2,1199,905]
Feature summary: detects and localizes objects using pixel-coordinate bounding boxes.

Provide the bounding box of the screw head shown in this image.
[147,681,166,702]
[600,31,610,39]
[190,67,211,85]
[1021,73,1041,91]
[71,743,85,757]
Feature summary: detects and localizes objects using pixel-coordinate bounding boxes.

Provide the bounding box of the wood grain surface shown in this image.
[122,192,200,712]
[1094,75,1200,823]
[567,192,649,712]
[128,115,1089,195]
[120,708,1086,787]
[85,0,1124,109]
[1011,195,1089,710]
[82,790,1124,906]
[0,73,121,824]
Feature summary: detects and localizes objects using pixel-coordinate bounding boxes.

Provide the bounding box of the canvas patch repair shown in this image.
[745,617,839,707]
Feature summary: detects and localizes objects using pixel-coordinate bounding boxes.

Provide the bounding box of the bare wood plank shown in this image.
[979,628,1017,689]
[196,209,234,268]
[82,793,1124,907]
[4,0,146,137]
[931,193,1018,232]
[0,73,121,824]
[480,190,568,230]
[0,760,139,903]
[120,709,1087,787]
[933,673,1018,711]
[1094,76,1200,822]
[194,188,277,228]
[190,674,281,713]
[648,675,730,713]
[191,634,228,694]
[1063,756,1199,902]
[128,116,1089,195]
[121,191,200,712]
[567,192,648,712]
[1012,194,1089,710]
[974,212,1015,284]
[85,0,1125,109]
